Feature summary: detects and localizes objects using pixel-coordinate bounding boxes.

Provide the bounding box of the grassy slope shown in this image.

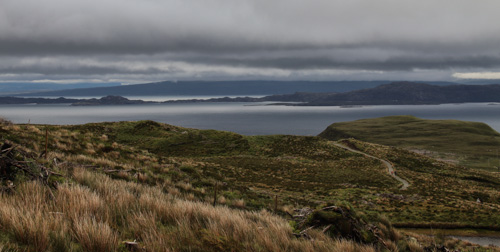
[2,120,500,250]
[2,168,372,252]
[319,115,500,170]
[1,122,385,252]
[61,121,399,206]
[336,139,500,227]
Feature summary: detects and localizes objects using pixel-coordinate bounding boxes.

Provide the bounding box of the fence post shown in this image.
[274,195,278,212]
[45,127,48,159]
[213,182,218,207]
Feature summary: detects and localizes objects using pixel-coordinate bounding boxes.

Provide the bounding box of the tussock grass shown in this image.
[0,117,12,125]
[334,239,375,252]
[407,239,423,252]
[233,199,246,208]
[0,182,62,252]
[1,167,377,251]
[26,125,41,134]
[176,181,192,191]
[55,183,107,222]
[72,217,118,252]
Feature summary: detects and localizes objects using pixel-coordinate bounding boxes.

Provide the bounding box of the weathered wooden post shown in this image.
[274,195,278,212]
[213,182,218,207]
[45,127,48,159]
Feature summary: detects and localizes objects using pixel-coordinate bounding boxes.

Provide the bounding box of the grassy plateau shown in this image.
[320,115,500,171]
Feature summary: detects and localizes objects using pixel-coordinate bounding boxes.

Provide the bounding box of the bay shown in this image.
[1,102,499,135]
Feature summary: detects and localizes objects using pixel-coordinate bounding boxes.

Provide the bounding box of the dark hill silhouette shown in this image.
[262,82,500,105]
[18,80,458,97]
[4,82,500,106]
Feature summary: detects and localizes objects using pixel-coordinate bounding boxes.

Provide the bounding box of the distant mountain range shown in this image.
[0,82,120,95]
[3,81,500,106]
[262,82,500,105]
[18,80,461,97]
[168,81,500,105]
[0,95,150,106]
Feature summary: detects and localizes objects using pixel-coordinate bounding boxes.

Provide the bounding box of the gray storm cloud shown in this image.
[1,0,500,82]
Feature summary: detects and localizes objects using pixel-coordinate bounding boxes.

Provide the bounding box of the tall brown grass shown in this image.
[72,217,118,252]
[0,182,61,252]
[0,167,377,251]
[0,117,12,125]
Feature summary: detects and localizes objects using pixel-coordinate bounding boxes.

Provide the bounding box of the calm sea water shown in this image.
[1,102,500,135]
[450,236,500,247]
[20,95,266,102]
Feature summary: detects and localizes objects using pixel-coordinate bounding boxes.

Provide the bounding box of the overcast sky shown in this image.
[1,0,500,84]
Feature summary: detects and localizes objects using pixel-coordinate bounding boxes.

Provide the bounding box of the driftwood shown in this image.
[0,180,15,193]
[104,169,133,173]
[123,240,144,252]
[293,225,316,240]
[322,224,332,233]
[291,205,381,246]
[1,142,64,193]
[80,164,99,169]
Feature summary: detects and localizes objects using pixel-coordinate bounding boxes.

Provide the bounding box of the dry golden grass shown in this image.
[67,154,119,168]
[72,217,118,252]
[26,125,42,134]
[0,117,12,125]
[185,193,196,201]
[69,131,79,139]
[51,130,62,138]
[332,239,376,252]
[100,134,108,141]
[0,166,380,251]
[217,195,227,204]
[0,182,64,252]
[55,183,107,222]
[55,141,70,151]
[6,125,21,131]
[167,186,180,197]
[176,181,192,191]
[96,143,105,150]
[233,199,246,209]
[198,187,206,194]
[31,142,41,153]
[443,238,460,249]
[137,172,148,183]
[59,129,70,136]
[407,239,424,252]
[85,149,96,155]
[115,170,130,180]
[0,205,51,251]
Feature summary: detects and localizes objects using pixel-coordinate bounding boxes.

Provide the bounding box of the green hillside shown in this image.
[319,115,500,170]
[2,119,500,251]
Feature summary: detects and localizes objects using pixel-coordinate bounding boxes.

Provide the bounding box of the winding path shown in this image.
[332,142,410,190]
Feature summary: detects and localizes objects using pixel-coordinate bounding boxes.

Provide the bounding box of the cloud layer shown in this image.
[1,0,500,83]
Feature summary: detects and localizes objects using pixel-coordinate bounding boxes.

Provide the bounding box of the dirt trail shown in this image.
[332,142,409,190]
